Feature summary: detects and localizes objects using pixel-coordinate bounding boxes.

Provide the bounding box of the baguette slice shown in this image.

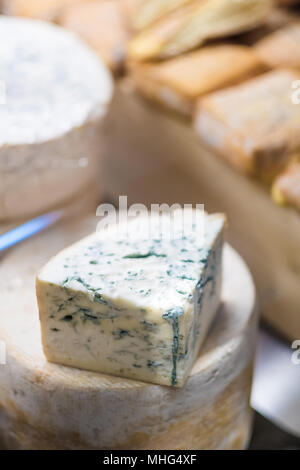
[272,159,300,211]
[195,69,300,180]
[129,44,266,116]
[129,0,272,61]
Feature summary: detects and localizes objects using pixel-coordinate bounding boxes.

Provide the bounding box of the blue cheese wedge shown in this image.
[36,213,225,387]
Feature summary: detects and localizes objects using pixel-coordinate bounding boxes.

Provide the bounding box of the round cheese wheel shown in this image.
[0,214,257,450]
[0,17,113,221]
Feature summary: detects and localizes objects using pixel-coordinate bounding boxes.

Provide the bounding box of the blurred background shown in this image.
[0,0,300,450]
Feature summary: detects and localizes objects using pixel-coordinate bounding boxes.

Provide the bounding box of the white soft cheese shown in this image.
[0,17,113,219]
[36,213,225,387]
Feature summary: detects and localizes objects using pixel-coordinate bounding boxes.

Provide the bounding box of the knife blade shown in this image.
[0,211,62,253]
[251,327,300,438]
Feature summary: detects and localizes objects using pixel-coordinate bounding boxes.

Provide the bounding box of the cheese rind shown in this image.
[37,213,225,387]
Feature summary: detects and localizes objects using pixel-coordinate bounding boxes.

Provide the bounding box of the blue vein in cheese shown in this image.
[162,306,184,386]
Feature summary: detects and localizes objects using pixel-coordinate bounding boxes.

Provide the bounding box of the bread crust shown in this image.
[129,44,266,116]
